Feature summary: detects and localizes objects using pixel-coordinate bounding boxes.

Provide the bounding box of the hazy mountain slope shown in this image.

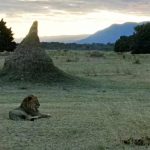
[77,22,139,44]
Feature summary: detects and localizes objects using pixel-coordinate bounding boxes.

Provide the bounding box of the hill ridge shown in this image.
[77,22,148,44]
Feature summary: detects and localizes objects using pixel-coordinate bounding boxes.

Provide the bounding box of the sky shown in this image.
[0,0,150,39]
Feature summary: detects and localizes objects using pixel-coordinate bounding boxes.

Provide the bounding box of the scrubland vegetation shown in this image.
[0,50,150,150]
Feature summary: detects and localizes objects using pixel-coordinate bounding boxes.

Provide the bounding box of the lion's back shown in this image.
[9,107,27,120]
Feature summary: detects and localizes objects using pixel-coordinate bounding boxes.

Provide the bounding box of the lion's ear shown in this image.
[28,95,33,101]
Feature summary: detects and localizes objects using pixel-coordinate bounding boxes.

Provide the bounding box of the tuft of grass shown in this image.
[133,59,141,64]
[132,54,141,64]
[82,68,98,77]
[66,56,79,62]
[88,51,105,58]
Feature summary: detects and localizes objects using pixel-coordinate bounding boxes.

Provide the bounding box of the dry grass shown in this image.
[0,50,150,150]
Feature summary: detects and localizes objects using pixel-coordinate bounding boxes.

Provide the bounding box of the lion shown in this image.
[9,95,51,121]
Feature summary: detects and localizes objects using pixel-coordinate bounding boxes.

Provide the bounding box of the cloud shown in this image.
[0,0,150,17]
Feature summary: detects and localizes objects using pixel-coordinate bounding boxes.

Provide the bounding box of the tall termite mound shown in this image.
[2,21,71,82]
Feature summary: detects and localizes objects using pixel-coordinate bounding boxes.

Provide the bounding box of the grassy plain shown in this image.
[0,50,150,150]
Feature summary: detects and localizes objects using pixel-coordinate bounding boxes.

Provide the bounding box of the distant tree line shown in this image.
[114,22,150,54]
[0,19,16,52]
[41,42,114,51]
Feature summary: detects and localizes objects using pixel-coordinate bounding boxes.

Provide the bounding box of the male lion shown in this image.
[9,95,51,121]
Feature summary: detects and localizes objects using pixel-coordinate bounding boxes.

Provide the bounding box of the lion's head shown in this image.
[20,95,40,116]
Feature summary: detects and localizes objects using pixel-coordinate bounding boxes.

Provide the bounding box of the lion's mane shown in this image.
[20,95,40,116]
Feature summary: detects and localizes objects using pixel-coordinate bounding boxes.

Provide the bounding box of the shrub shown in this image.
[89,51,105,58]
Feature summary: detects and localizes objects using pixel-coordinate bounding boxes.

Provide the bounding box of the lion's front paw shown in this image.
[30,116,39,121]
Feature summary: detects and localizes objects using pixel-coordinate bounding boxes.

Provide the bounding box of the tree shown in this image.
[114,23,150,54]
[114,35,134,52]
[0,19,16,52]
[132,23,150,54]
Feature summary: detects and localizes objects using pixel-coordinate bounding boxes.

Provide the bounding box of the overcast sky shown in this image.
[0,0,150,38]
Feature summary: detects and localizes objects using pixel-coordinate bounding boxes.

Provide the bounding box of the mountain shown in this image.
[15,22,148,44]
[77,22,140,44]
[15,34,89,43]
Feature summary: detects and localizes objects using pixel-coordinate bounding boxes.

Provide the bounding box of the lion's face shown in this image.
[20,95,40,115]
[29,95,40,110]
